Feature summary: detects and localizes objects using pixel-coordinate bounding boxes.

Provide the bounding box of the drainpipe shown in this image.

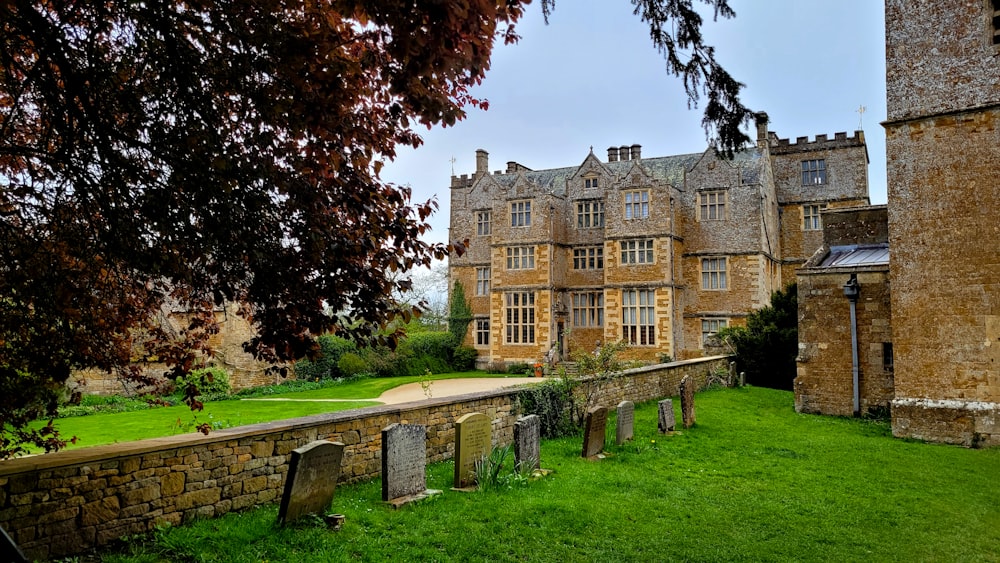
[843,274,861,417]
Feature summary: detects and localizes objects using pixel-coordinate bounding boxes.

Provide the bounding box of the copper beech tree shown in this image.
[0,0,750,458]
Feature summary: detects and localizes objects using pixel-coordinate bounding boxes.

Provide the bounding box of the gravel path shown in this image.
[240,377,544,406]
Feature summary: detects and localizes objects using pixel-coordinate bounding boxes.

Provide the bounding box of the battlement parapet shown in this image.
[771,130,866,154]
[451,173,474,188]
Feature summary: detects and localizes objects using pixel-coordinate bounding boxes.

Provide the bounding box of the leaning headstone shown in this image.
[278,440,345,525]
[453,412,492,489]
[680,374,696,428]
[381,423,441,507]
[0,525,28,563]
[514,415,541,470]
[729,361,738,384]
[616,401,635,445]
[581,406,609,458]
[658,399,675,433]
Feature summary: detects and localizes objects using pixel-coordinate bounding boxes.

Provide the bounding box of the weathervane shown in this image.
[857,105,866,130]
[449,156,456,175]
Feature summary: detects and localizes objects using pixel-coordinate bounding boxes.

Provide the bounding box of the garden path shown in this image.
[240,377,543,406]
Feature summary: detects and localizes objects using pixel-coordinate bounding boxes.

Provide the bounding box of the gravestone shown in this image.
[514,415,541,470]
[277,440,345,525]
[616,400,635,445]
[0,525,28,563]
[581,406,609,458]
[658,399,675,433]
[680,374,696,428]
[381,423,440,506]
[454,412,492,489]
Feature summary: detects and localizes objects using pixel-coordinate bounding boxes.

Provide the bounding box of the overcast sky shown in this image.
[382,0,887,246]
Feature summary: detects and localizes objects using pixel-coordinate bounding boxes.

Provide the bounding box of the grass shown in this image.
[35,371,516,451]
[96,387,1000,562]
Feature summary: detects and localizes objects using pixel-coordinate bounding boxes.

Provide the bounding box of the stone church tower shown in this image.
[885,0,1000,445]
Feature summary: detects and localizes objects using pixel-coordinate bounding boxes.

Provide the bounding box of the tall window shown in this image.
[584,177,600,189]
[576,200,605,228]
[699,191,726,221]
[476,319,490,347]
[506,246,535,270]
[572,292,604,328]
[475,267,490,296]
[622,289,655,345]
[476,210,491,236]
[701,318,728,345]
[620,239,654,265]
[510,200,531,227]
[801,159,826,185]
[573,246,604,269]
[803,204,825,230]
[624,190,649,219]
[701,257,727,290]
[505,292,535,344]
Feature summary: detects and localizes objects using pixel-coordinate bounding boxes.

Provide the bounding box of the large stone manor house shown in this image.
[448,115,870,365]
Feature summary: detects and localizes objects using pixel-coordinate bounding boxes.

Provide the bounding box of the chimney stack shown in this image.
[755,112,769,146]
[475,149,489,176]
[619,145,631,160]
[630,144,642,160]
[607,147,619,162]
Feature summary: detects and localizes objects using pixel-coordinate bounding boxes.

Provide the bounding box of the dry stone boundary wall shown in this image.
[0,356,727,560]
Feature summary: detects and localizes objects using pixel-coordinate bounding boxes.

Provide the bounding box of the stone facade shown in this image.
[884,0,1000,446]
[795,206,893,416]
[70,303,285,395]
[450,116,869,365]
[0,356,726,560]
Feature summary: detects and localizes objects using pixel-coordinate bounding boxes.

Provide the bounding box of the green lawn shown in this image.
[34,371,514,451]
[99,387,1000,562]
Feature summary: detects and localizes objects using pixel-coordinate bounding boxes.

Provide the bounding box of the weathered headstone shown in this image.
[381,423,440,506]
[581,406,609,458]
[278,440,345,525]
[0,525,28,563]
[514,415,541,470]
[739,371,746,387]
[658,399,675,433]
[616,400,635,445]
[454,412,492,488]
[681,374,696,428]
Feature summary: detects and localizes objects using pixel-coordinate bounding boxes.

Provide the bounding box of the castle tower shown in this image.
[885,0,1000,445]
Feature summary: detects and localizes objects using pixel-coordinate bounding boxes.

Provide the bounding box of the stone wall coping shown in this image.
[0,356,726,477]
[0,384,533,477]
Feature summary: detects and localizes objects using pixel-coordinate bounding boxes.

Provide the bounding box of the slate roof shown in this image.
[483,148,763,197]
[817,244,890,268]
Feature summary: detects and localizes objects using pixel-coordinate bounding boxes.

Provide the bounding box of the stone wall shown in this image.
[884,0,1000,445]
[795,268,893,416]
[0,357,727,561]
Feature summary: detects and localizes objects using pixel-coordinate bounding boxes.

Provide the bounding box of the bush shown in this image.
[506,362,530,376]
[173,367,232,399]
[293,334,357,380]
[451,346,478,371]
[516,378,578,438]
[337,352,369,377]
[718,283,798,390]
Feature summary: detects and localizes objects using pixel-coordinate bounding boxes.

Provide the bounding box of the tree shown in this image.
[1,0,748,457]
[718,283,798,390]
[448,280,473,346]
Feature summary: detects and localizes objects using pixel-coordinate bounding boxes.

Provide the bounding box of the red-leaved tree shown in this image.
[0,0,749,458]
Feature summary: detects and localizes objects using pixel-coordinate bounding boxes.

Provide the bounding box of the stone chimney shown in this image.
[506,161,518,174]
[607,147,619,162]
[755,112,769,146]
[630,144,642,160]
[475,149,489,176]
[619,145,631,160]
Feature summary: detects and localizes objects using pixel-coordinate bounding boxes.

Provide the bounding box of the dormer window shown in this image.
[584,177,600,189]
